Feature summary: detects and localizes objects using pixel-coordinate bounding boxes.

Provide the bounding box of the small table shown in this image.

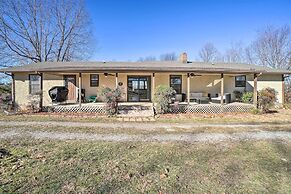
[192,97,210,104]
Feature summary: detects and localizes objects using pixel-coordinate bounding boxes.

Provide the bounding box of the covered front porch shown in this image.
[43,71,259,107]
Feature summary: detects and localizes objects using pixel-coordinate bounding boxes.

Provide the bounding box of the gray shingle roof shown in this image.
[0,61,290,74]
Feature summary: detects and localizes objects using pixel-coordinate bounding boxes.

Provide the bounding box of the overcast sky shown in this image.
[86,0,291,61]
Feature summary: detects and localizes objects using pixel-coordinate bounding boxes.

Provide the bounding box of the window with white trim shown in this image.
[235,75,246,87]
[90,74,99,87]
[29,74,41,94]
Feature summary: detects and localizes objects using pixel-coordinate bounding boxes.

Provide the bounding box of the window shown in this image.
[235,75,246,87]
[170,75,182,94]
[90,74,99,87]
[29,74,41,95]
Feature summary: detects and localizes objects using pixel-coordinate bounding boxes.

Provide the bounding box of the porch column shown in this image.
[152,73,155,100]
[115,73,118,88]
[11,73,15,110]
[187,73,190,104]
[220,73,224,104]
[78,73,82,107]
[253,73,258,107]
[282,74,285,105]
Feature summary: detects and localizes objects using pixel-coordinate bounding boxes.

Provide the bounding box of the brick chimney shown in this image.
[179,52,188,63]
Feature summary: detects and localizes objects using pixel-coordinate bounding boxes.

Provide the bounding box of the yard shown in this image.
[0,109,291,193]
[0,138,290,193]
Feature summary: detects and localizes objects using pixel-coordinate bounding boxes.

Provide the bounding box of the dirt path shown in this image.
[0,121,290,131]
[1,129,291,143]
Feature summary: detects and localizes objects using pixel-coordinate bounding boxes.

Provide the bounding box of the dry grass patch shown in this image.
[0,138,290,193]
[157,109,291,124]
[2,109,291,125]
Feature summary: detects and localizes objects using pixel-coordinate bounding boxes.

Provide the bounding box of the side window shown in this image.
[170,75,182,94]
[235,75,246,87]
[90,74,99,87]
[29,74,41,94]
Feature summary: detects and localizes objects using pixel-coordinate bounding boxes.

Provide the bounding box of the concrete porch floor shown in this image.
[51,101,200,107]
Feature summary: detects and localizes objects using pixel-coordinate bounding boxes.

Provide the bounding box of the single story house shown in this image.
[1,53,290,113]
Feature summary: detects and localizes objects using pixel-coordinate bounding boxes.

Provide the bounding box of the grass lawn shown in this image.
[1,138,290,193]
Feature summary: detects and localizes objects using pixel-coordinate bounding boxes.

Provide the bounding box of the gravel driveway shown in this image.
[1,129,290,143]
[0,121,290,131]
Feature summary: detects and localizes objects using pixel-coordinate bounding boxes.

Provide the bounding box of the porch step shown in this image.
[117,105,155,117]
[117,117,156,122]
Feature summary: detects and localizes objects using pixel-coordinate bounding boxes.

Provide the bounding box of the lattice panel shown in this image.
[44,103,254,114]
[44,105,106,113]
[222,103,255,113]
[168,104,187,114]
[168,103,254,114]
[187,104,223,114]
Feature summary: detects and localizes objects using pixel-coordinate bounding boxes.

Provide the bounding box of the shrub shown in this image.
[284,82,291,107]
[258,87,277,113]
[285,92,291,103]
[27,93,41,113]
[250,108,261,114]
[153,85,176,114]
[0,84,11,94]
[98,87,123,116]
[285,85,291,103]
[242,92,253,104]
[233,90,243,102]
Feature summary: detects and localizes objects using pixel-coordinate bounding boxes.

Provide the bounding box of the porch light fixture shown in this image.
[104,73,115,77]
[190,73,201,78]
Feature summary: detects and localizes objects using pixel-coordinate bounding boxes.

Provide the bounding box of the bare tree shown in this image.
[137,56,156,62]
[160,52,177,61]
[223,42,246,63]
[0,0,94,68]
[244,46,255,64]
[250,25,291,69]
[198,43,218,62]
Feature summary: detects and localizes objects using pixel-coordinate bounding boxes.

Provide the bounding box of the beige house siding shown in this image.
[42,73,65,106]
[246,74,283,103]
[13,72,284,108]
[14,73,30,109]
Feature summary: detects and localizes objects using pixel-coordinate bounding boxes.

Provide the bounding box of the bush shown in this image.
[0,84,11,94]
[153,85,176,114]
[98,87,123,116]
[233,90,243,102]
[285,92,291,103]
[285,85,291,103]
[258,87,277,113]
[242,92,253,104]
[284,81,291,107]
[27,93,41,113]
[250,108,261,114]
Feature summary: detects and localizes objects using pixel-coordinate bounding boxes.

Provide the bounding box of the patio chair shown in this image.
[86,95,97,103]
[211,93,231,104]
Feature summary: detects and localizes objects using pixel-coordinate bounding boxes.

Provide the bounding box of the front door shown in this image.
[127,76,151,102]
[64,75,76,101]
